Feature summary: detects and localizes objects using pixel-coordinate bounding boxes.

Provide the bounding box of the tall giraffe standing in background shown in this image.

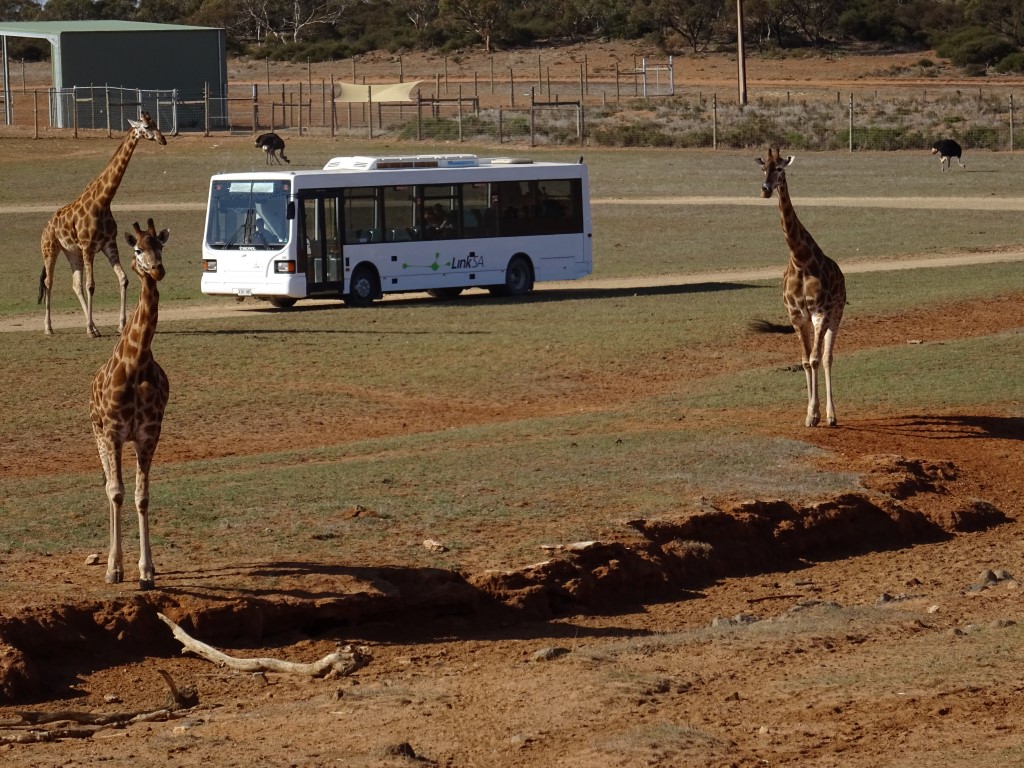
[39,111,167,337]
[91,219,170,590]
[756,148,847,427]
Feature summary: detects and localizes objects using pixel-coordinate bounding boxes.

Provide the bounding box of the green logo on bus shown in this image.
[402,253,447,271]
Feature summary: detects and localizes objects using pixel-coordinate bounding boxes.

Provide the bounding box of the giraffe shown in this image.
[90,219,170,590]
[39,111,167,338]
[756,148,847,427]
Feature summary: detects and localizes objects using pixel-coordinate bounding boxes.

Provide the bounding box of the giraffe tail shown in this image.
[37,266,46,304]
[747,318,794,334]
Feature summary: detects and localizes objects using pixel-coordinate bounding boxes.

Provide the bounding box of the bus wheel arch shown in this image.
[345,262,382,307]
[490,253,534,297]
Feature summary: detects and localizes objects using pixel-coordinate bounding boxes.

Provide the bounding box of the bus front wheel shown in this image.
[490,255,533,297]
[345,265,380,307]
[269,297,297,309]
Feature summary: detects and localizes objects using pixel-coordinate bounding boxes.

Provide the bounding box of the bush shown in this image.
[994,52,1024,74]
[934,28,1018,68]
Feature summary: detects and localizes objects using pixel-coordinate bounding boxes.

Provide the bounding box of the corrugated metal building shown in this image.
[0,20,227,130]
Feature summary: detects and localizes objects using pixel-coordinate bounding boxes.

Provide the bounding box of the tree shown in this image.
[647,0,726,53]
[38,0,104,20]
[966,0,1024,47]
[235,0,351,44]
[780,0,841,45]
[743,0,793,48]
[396,0,440,32]
[437,0,509,52]
[0,0,42,20]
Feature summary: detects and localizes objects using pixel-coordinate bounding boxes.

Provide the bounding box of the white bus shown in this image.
[200,153,593,307]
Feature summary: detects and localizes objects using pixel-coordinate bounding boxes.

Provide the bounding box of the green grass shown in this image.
[1,140,1022,573]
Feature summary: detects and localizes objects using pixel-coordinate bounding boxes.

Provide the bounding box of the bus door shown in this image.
[299,193,344,295]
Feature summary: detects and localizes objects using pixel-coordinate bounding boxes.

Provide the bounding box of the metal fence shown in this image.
[3,71,1024,152]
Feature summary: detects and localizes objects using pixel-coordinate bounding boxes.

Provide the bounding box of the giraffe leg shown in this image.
[805,315,831,427]
[97,437,126,584]
[134,443,157,590]
[101,242,130,335]
[821,325,840,427]
[40,233,60,336]
[793,319,819,427]
[76,256,101,338]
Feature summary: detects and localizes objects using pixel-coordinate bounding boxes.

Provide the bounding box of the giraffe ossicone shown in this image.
[755,147,847,427]
[90,219,170,590]
[39,111,167,338]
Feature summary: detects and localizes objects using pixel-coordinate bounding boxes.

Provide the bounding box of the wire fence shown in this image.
[2,58,1024,151]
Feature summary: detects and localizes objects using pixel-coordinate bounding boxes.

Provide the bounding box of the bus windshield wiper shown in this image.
[224,208,255,248]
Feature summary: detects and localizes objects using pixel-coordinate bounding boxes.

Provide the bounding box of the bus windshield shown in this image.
[205,179,291,250]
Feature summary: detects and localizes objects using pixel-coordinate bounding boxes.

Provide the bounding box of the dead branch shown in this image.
[0,726,99,743]
[3,667,196,734]
[157,612,371,678]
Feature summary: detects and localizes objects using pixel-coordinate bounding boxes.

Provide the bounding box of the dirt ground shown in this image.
[2,44,1024,767]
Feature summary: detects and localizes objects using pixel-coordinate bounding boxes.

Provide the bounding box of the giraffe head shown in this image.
[127,111,167,146]
[756,148,794,199]
[125,219,170,281]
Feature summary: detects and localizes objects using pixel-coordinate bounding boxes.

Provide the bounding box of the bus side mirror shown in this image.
[286,201,295,220]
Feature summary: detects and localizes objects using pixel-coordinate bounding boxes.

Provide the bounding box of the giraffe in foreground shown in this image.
[756,148,847,427]
[90,219,170,589]
[39,111,167,337]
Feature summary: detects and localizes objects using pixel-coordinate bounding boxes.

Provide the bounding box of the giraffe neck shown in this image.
[82,131,141,208]
[774,178,817,264]
[116,275,160,366]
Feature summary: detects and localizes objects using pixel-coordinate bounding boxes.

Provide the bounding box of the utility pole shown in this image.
[736,0,748,106]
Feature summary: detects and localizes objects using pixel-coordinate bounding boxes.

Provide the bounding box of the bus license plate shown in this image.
[236,288,252,296]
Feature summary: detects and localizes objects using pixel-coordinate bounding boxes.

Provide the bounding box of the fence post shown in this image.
[105,86,111,137]
[498,106,503,144]
[458,84,463,143]
[848,93,854,153]
[204,83,210,136]
[711,94,717,149]
[416,90,422,141]
[1010,94,1015,151]
[33,88,38,139]
[367,84,373,140]
[252,84,258,133]
[530,87,535,147]
[510,70,515,108]
[298,82,304,135]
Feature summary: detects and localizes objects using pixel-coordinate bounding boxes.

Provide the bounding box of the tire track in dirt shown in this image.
[5,248,1024,334]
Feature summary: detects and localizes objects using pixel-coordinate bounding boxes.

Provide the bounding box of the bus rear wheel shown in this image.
[490,255,533,297]
[345,264,380,307]
[269,297,297,309]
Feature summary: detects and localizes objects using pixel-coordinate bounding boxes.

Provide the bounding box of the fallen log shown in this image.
[157,612,371,677]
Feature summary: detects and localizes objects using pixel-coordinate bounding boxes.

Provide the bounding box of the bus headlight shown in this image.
[274,260,296,274]
[203,259,217,272]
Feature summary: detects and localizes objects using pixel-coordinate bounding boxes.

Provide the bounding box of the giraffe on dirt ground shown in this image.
[755,148,847,428]
[39,111,167,337]
[90,219,170,590]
